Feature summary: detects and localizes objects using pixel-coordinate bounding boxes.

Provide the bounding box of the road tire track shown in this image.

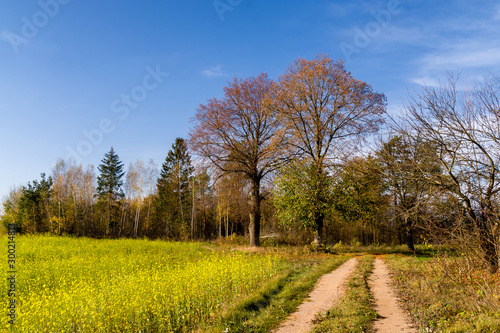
[369,258,416,333]
[273,257,358,333]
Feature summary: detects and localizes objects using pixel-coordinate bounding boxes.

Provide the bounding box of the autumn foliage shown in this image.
[190,73,286,246]
[190,55,386,246]
[9,55,500,275]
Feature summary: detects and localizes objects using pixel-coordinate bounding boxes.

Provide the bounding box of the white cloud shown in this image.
[403,7,500,87]
[425,46,500,69]
[201,65,226,78]
[410,41,500,87]
[409,76,442,88]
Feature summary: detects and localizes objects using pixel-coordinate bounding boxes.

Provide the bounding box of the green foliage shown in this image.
[156,138,193,196]
[1,187,23,228]
[273,160,332,231]
[17,173,53,233]
[96,147,125,236]
[333,157,385,221]
[376,135,442,250]
[377,135,441,204]
[331,156,388,244]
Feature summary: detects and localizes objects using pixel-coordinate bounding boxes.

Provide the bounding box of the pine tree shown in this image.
[96,147,125,236]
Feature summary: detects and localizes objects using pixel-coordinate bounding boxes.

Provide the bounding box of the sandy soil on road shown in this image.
[369,258,416,333]
[273,257,357,333]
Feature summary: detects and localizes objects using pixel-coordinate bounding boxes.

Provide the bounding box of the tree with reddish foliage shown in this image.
[189,74,287,246]
[276,55,386,246]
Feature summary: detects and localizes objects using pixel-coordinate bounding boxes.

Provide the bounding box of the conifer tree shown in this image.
[96,147,125,236]
[97,147,125,200]
[155,138,193,238]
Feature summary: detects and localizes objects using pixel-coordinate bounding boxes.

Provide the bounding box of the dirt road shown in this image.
[369,258,416,332]
[274,256,416,333]
[273,257,357,333]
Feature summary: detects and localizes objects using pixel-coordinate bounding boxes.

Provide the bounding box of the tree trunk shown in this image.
[477,216,498,273]
[218,202,222,238]
[146,197,152,234]
[191,178,195,240]
[481,235,498,273]
[106,196,110,237]
[133,200,141,238]
[405,216,415,252]
[313,214,324,249]
[226,205,229,238]
[469,207,499,273]
[72,195,78,235]
[249,179,261,247]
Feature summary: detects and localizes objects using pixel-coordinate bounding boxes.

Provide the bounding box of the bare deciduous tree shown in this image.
[401,74,500,272]
[190,74,287,246]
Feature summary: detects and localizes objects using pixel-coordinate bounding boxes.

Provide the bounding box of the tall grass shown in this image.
[1,235,284,332]
[386,254,500,332]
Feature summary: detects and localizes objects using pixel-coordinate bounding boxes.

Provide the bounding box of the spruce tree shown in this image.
[97,147,125,200]
[96,147,125,236]
[155,138,193,238]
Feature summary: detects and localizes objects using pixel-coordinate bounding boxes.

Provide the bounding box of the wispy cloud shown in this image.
[327,3,358,17]
[376,25,429,46]
[399,4,500,87]
[495,7,500,20]
[410,40,500,87]
[409,76,441,88]
[425,46,500,69]
[201,65,226,78]
[333,0,500,87]
[327,1,387,18]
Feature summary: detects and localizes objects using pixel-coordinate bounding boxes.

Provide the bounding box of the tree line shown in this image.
[2,55,500,272]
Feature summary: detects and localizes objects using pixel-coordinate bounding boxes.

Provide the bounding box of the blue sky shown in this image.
[0,0,499,200]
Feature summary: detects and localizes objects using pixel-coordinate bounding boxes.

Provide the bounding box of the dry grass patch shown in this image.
[385,254,500,332]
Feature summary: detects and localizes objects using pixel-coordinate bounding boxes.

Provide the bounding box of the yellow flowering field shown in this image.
[1,235,284,332]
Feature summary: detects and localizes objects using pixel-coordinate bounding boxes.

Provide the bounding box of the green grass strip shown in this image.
[312,255,377,333]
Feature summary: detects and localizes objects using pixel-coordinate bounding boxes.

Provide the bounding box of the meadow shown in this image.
[3,235,500,332]
[0,235,287,332]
